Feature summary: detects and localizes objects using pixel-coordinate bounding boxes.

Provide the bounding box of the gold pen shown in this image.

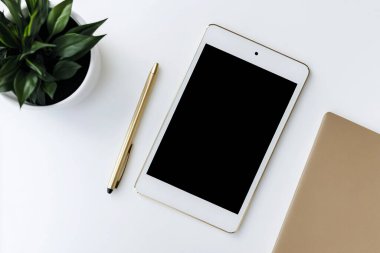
[107,63,159,194]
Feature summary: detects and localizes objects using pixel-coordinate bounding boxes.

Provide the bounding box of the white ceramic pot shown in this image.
[1,10,101,109]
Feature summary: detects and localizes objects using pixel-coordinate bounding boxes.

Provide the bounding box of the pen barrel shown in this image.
[108,65,159,190]
[114,72,157,184]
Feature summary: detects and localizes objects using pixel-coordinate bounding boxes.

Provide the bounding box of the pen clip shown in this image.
[115,144,133,188]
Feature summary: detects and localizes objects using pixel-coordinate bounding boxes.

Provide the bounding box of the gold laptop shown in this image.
[272,112,380,253]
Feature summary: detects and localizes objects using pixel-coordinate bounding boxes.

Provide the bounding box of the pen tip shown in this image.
[151,63,159,74]
[107,188,113,194]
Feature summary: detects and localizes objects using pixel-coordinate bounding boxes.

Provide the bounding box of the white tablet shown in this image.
[135,24,309,232]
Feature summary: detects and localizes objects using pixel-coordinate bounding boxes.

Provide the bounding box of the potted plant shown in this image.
[0,0,106,108]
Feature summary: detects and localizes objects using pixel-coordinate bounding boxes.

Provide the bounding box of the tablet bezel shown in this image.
[135,24,309,232]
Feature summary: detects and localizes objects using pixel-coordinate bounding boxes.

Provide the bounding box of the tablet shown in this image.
[135,24,309,232]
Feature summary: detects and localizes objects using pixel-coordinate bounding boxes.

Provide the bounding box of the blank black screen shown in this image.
[147,44,296,214]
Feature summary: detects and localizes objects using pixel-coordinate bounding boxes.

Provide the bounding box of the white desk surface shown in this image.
[1,0,380,252]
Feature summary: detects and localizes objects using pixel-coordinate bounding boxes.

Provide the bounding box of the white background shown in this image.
[1,0,380,252]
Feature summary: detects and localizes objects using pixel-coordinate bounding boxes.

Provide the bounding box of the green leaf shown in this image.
[25,58,46,77]
[27,0,49,24]
[25,0,37,14]
[0,59,16,92]
[24,9,39,38]
[40,72,55,82]
[68,18,107,36]
[0,56,18,73]
[8,23,19,37]
[53,60,81,80]
[35,0,49,29]
[0,57,18,91]
[53,33,104,60]
[0,79,13,92]
[23,1,48,40]
[42,81,57,99]
[0,57,17,75]
[0,0,22,29]
[29,84,46,105]
[13,70,38,107]
[28,88,37,104]
[47,0,73,38]
[0,22,19,48]
[20,41,56,59]
[36,86,45,105]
